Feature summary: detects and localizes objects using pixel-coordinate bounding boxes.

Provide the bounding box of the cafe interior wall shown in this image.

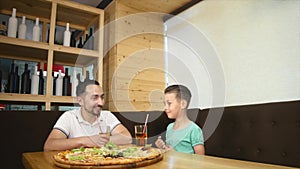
[103,0,166,112]
[165,0,300,109]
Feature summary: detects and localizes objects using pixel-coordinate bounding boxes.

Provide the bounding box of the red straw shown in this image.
[143,114,149,133]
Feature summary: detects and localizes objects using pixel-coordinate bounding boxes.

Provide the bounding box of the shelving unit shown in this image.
[0,0,104,110]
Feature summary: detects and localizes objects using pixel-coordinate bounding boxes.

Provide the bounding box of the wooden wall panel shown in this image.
[104,0,166,111]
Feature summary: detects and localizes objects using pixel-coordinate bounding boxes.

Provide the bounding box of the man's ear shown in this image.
[77,96,83,106]
[181,99,188,109]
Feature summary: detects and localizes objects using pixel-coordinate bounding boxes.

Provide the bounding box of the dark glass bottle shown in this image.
[88,27,94,50]
[0,66,2,92]
[62,68,71,96]
[84,70,90,82]
[21,63,31,94]
[52,71,56,95]
[76,73,81,83]
[77,37,83,48]
[70,31,76,47]
[6,63,15,93]
[83,34,89,49]
[13,66,20,93]
[38,69,44,95]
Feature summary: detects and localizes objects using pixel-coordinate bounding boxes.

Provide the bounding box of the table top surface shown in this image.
[22,150,299,169]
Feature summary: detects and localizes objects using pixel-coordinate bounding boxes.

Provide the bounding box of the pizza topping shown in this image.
[53,141,162,166]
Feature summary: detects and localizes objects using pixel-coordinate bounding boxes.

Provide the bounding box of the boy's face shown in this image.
[164,92,182,119]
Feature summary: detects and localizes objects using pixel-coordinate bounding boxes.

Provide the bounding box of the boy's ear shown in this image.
[181,99,188,109]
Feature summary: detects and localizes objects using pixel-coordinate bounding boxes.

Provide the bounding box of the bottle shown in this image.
[88,27,95,50]
[21,63,31,94]
[13,66,20,93]
[77,37,83,48]
[71,70,78,97]
[83,34,89,49]
[76,73,82,83]
[0,66,2,92]
[18,16,27,39]
[62,68,71,96]
[84,70,90,82]
[0,21,7,36]
[38,69,44,95]
[31,66,39,94]
[6,63,15,93]
[63,23,71,46]
[7,8,18,38]
[52,72,56,95]
[55,70,63,96]
[70,31,76,47]
[32,18,40,41]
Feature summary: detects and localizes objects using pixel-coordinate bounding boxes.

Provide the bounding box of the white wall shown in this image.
[165,0,300,108]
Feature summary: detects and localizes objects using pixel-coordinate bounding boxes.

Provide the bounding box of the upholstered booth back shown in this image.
[1,111,63,169]
[1,101,299,169]
[203,101,300,168]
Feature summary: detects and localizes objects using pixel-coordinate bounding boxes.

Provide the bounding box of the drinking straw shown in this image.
[143,114,149,133]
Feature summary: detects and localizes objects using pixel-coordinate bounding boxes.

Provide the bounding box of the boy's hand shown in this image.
[155,136,167,149]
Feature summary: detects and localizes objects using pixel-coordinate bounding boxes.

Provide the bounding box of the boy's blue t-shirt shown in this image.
[166,122,204,154]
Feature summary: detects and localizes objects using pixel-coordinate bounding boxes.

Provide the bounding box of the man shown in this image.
[44,80,132,151]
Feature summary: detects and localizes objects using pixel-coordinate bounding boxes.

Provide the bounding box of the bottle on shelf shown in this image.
[18,16,27,39]
[71,70,78,97]
[6,63,15,93]
[31,66,39,95]
[88,27,94,50]
[84,70,90,82]
[38,69,44,95]
[0,65,2,92]
[21,63,31,94]
[70,31,76,47]
[55,70,63,96]
[76,73,82,83]
[63,23,71,47]
[77,37,83,48]
[13,66,20,93]
[52,72,56,95]
[32,18,40,41]
[0,21,7,36]
[62,68,71,96]
[83,34,89,49]
[7,8,18,38]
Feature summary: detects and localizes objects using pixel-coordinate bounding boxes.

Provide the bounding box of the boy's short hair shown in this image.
[76,80,100,97]
[164,84,192,107]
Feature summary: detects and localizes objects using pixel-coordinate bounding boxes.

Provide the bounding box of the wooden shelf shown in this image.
[50,96,77,103]
[0,0,104,110]
[0,93,46,102]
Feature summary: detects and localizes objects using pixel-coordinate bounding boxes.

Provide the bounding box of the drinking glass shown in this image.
[99,125,110,139]
[134,125,147,146]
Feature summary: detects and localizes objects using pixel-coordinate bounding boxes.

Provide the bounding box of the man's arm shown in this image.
[43,129,109,151]
[109,124,132,145]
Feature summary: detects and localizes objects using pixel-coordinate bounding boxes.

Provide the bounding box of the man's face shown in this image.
[79,84,105,117]
[164,92,182,119]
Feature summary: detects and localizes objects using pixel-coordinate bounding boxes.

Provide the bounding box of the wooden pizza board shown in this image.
[54,154,164,169]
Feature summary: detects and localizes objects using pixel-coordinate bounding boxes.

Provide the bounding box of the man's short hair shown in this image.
[76,80,100,97]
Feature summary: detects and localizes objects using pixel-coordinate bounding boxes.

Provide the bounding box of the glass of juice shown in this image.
[134,125,147,146]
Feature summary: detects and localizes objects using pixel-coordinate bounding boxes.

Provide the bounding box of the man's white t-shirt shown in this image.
[53,108,121,138]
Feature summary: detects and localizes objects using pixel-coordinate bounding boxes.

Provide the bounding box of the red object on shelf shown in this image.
[37,63,64,73]
[0,104,5,110]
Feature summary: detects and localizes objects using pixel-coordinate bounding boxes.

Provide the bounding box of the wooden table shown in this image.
[22,150,298,169]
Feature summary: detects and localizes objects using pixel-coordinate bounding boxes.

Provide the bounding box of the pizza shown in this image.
[53,141,163,168]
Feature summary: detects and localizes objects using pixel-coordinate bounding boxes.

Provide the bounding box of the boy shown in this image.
[155,84,205,155]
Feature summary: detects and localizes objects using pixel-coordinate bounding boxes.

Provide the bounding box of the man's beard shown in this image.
[84,105,102,116]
